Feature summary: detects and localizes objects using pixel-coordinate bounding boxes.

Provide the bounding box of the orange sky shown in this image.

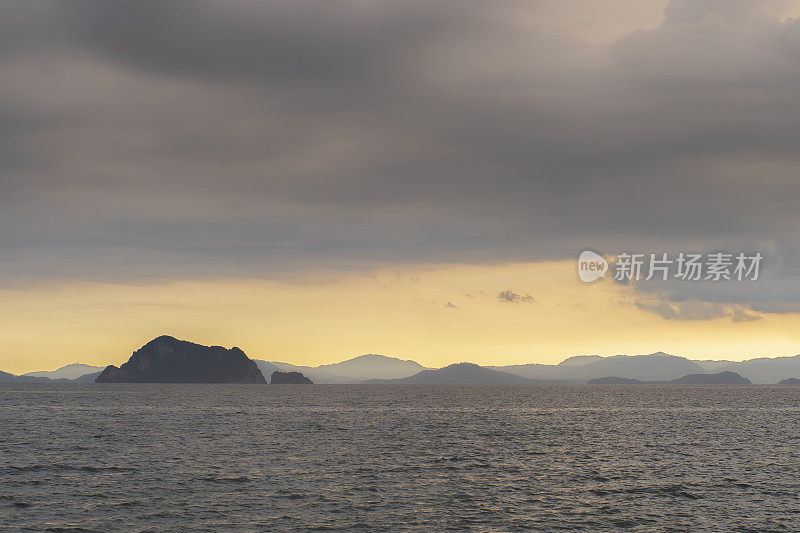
[2,260,798,374]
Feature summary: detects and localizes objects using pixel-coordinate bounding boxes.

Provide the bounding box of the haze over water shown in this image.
[3,384,800,531]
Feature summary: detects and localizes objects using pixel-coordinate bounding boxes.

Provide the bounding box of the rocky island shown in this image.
[270,371,313,384]
[96,335,266,383]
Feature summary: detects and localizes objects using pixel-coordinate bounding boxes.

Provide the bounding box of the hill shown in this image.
[23,363,105,380]
[588,371,751,385]
[266,354,427,383]
[96,335,265,383]
[495,352,705,382]
[672,371,751,385]
[0,370,51,383]
[365,363,534,384]
[693,355,800,384]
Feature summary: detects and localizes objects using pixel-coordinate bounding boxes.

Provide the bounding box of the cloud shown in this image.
[0,0,798,320]
[731,306,761,322]
[497,290,536,304]
[619,246,800,314]
[635,295,762,322]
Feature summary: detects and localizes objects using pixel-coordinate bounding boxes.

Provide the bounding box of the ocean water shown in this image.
[2,384,800,532]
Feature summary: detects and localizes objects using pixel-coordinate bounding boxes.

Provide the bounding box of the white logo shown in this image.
[578,250,608,283]
[577,250,762,284]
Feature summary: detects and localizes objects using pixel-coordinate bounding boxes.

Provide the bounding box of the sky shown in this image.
[2,0,800,373]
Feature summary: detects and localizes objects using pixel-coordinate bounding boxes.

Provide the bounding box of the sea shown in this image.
[1,384,799,532]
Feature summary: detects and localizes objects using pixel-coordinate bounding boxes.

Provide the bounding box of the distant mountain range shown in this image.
[23,363,105,380]
[492,352,800,384]
[0,364,104,383]
[364,363,536,384]
[4,340,800,384]
[692,355,800,384]
[492,353,706,382]
[256,354,427,384]
[588,371,751,385]
[0,370,51,383]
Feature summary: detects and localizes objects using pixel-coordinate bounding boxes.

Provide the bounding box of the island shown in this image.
[270,371,313,384]
[588,371,751,385]
[673,371,751,385]
[587,376,642,385]
[778,377,800,385]
[95,335,266,383]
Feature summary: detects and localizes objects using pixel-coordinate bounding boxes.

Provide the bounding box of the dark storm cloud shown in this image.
[1,0,799,313]
[622,246,800,315]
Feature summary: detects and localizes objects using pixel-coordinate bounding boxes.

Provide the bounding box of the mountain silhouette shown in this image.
[8,345,800,384]
[588,371,751,385]
[673,371,751,384]
[496,353,706,382]
[693,355,800,384]
[263,354,427,383]
[73,371,103,382]
[0,370,51,383]
[365,363,534,384]
[254,360,283,379]
[23,363,105,380]
[96,335,265,383]
[270,371,313,384]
